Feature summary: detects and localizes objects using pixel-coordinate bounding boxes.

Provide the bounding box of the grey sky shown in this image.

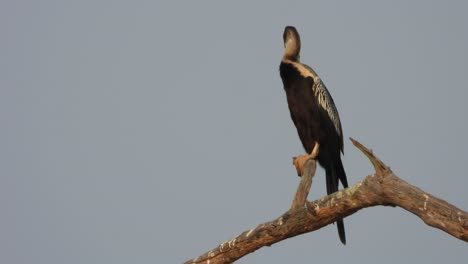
[1,1,467,263]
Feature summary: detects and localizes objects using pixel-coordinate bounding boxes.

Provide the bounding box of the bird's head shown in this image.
[283,26,301,61]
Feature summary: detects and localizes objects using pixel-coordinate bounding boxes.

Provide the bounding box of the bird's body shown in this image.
[279,26,349,244]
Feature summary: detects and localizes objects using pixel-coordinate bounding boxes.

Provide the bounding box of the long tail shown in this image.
[326,158,348,245]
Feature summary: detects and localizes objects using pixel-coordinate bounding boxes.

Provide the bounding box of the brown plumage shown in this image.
[279,26,349,244]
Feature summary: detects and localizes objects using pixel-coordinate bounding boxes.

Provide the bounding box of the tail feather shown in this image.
[336,158,348,188]
[326,158,348,244]
[337,219,346,245]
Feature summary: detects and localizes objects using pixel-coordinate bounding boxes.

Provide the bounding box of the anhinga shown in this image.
[279,26,349,244]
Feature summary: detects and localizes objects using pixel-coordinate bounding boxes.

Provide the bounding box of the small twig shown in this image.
[349,137,389,175]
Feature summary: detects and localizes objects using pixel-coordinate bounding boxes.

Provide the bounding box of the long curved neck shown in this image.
[283,37,301,61]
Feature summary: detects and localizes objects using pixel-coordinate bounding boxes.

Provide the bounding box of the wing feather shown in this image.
[312,76,343,149]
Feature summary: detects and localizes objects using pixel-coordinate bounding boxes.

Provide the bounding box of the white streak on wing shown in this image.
[312,76,342,138]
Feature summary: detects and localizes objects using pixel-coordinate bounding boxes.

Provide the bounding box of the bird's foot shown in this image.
[292,142,320,176]
[292,154,310,176]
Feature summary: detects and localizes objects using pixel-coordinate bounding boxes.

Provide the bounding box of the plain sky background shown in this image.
[2,1,467,263]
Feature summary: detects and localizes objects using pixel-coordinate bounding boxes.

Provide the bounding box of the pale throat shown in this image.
[283,38,300,61]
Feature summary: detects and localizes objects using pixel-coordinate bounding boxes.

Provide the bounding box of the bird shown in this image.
[279,26,349,244]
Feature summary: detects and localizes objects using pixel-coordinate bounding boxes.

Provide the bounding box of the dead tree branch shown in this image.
[290,158,316,210]
[185,138,468,264]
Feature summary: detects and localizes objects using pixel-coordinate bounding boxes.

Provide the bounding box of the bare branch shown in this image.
[185,139,468,264]
[290,159,316,210]
[349,137,468,240]
[349,137,389,175]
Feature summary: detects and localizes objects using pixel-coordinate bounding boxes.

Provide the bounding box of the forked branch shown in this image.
[185,138,468,264]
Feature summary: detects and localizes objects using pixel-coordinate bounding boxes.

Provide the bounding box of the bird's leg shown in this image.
[309,141,320,159]
[293,142,320,176]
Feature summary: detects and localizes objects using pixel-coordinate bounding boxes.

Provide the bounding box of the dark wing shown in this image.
[312,76,344,151]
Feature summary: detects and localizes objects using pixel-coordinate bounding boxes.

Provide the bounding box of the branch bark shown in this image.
[185,138,468,264]
[290,158,316,210]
